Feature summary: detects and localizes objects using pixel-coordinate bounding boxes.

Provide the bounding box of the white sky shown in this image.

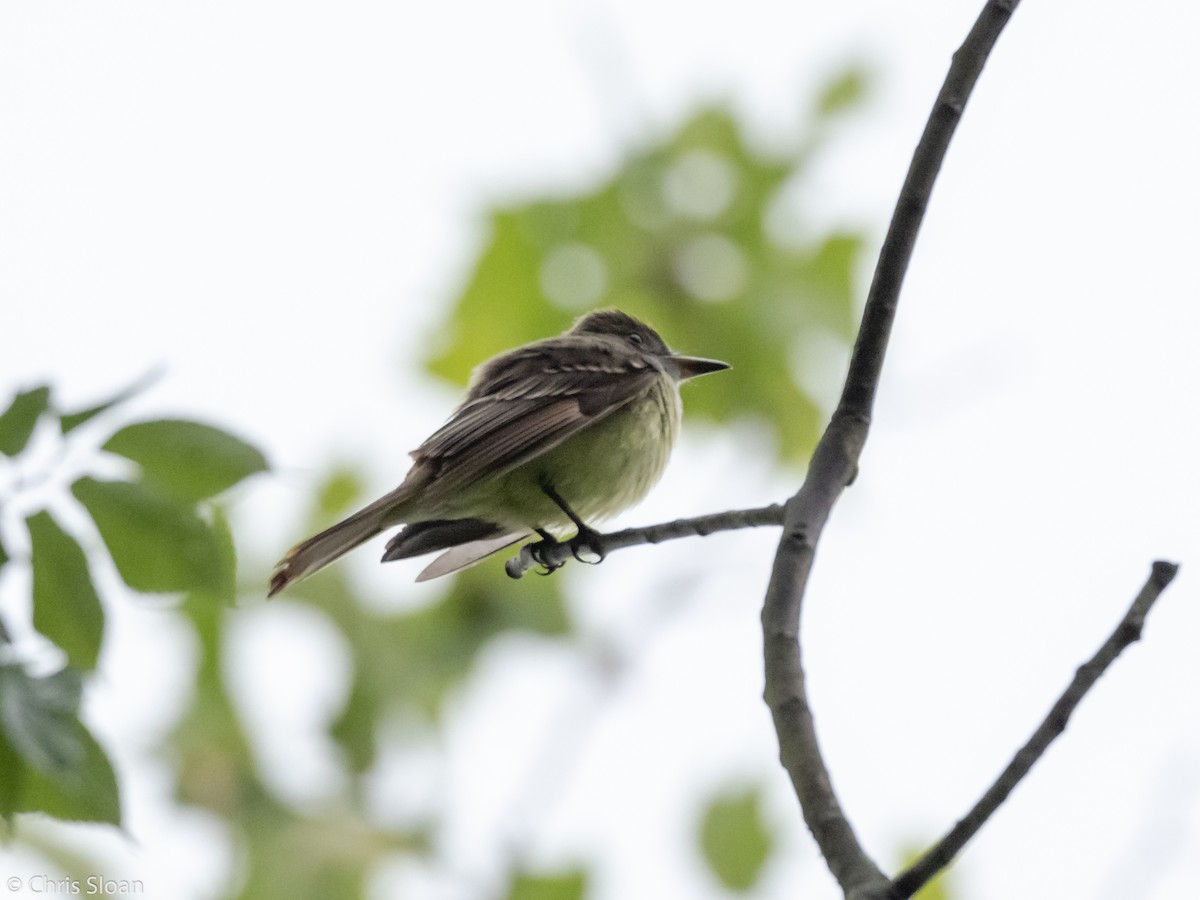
[2,1,1199,899]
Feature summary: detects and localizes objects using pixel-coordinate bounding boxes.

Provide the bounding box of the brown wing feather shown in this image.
[412,335,662,490]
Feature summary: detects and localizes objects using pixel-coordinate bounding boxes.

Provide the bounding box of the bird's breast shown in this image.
[499,376,682,530]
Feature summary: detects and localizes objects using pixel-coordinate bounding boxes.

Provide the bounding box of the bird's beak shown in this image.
[669,354,731,381]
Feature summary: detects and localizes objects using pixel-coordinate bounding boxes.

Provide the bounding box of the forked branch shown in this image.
[762,1,1034,897]
[892,561,1178,897]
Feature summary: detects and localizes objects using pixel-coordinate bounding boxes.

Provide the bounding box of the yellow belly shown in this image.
[490,379,681,533]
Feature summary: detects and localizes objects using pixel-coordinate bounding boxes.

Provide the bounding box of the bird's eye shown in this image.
[627,332,643,345]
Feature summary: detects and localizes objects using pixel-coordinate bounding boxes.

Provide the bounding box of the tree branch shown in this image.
[504,504,784,578]
[762,2,1021,897]
[891,560,1180,899]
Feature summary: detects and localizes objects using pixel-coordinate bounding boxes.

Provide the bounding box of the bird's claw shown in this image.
[529,537,566,576]
[522,526,605,575]
[568,527,605,565]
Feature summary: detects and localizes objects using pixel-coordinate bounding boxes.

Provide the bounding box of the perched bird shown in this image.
[268,309,728,595]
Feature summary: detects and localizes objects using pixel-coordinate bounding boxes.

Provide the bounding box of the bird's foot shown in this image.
[523,525,605,575]
[534,481,606,567]
[528,529,567,576]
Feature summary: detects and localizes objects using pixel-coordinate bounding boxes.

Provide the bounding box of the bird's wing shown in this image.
[411,337,662,491]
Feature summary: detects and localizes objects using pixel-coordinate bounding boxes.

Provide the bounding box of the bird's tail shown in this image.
[269,499,396,597]
[378,518,528,581]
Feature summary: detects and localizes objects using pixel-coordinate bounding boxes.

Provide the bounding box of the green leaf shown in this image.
[59,367,163,434]
[0,385,51,456]
[103,419,268,502]
[0,665,84,773]
[816,65,870,118]
[699,788,774,892]
[505,870,588,900]
[72,477,225,594]
[14,723,121,825]
[0,661,120,825]
[0,531,9,570]
[27,512,105,671]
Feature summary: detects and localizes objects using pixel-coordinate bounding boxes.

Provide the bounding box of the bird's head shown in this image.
[570,309,730,381]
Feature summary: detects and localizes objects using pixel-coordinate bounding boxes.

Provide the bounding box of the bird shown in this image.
[268,308,729,595]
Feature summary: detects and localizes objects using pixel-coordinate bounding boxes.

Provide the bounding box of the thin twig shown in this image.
[891,561,1180,898]
[762,2,1021,897]
[504,504,784,578]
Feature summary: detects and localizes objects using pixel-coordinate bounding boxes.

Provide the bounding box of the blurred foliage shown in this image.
[816,66,870,117]
[699,787,774,892]
[505,870,589,900]
[291,467,571,735]
[0,385,51,457]
[0,377,264,826]
[2,66,875,899]
[27,511,104,671]
[428,90,867,463]
[103,419,268,503]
